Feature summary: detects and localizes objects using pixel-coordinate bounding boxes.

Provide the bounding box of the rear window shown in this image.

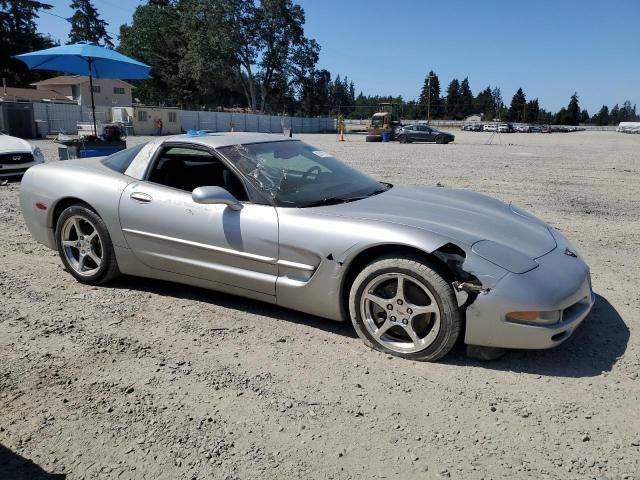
[101,143,146,173]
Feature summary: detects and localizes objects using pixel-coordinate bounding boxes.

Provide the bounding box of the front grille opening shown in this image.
[551,330,569,342]
[0,153,34,165]
[561,297,590,322]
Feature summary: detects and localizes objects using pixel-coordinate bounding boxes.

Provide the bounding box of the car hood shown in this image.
[314,185,556,259]
[0,135,32,153]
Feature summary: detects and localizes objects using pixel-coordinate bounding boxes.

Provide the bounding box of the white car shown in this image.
[483,124,497,132]
[0,132,45,178]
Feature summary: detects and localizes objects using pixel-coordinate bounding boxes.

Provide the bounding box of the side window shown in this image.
[147,146,248,201]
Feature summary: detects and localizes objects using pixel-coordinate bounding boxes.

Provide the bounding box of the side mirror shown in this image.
[192,186,243,211]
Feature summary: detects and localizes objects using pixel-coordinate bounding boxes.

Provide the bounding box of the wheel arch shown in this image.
[50,197,95,231]
[339,242,467,322]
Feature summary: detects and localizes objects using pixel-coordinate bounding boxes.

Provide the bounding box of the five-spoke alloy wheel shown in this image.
[55,204,119,284]
[349,254,461,361]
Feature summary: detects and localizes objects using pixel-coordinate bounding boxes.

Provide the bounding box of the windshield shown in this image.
[218,140,389,207]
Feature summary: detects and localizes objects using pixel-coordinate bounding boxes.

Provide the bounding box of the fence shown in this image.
[28,102,335,136]
[180,111,334,134]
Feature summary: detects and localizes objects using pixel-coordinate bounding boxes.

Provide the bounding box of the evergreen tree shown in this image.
[68,0,113,48]
[458,77,473,118]
[1,0,55,86]
[473,86,495,121]
[566,92,580,125]
[594,105,609,126]
[524,98,539,124]
[579,109,590,124]
[609,104,620,125]
[508,88,526,122]
[445,78,460,119]
[418,70,441,119]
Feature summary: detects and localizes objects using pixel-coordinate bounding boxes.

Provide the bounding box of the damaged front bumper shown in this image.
[463,233,594,350]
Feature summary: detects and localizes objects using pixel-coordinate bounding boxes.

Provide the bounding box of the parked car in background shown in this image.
[497,124,512,133]
[0,132,45,178]
[462,123,483,132]
[541,126,552,133]
[396,124,455,144]
[529,125,542,133]
[483,124,497,132]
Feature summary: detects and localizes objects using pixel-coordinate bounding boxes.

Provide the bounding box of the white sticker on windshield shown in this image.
[312,150,333,158]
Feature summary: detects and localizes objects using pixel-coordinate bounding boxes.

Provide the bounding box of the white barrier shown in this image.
[29,103,335,136]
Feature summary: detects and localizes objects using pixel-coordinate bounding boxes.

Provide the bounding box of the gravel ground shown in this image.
[1,131,639,480]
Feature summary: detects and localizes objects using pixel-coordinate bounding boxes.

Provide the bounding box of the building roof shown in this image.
[31,75,134,88]
[0,86,76,103]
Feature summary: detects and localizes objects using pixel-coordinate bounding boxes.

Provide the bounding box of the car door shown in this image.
[423,126,437,142]
[408,125,423,142]
[118,145,279,296]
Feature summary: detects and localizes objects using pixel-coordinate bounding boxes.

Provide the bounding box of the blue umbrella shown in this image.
[15,41,151,135]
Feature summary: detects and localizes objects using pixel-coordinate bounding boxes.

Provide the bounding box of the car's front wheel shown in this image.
[398,134,408,144]
[55,204,120,284]
[349,254,461,361]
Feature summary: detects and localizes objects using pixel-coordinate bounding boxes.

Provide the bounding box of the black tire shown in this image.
[435,135,445,144]
[55,204,120,285]
[365,135,382,143]
[349,254,461,362]
[398,135,408,144]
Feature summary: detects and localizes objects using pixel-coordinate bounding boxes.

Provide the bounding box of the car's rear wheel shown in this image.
[55,205,119,284]
[349,254,461,361]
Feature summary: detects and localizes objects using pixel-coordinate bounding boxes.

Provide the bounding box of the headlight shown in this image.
[31,146,44,163]
[471,240,538,274]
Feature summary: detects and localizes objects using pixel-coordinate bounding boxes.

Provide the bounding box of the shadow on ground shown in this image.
[107,275,358,339]
[0,445,66,480]
[107,277,628,377]
[447,294,629,378]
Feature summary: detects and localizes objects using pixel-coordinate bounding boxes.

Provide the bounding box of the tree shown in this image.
[593,105,609,126]
[68,0,113,48]
[233,0,319,112]
[458,77,473,118]
[444,78,460,119]
[524,98,539,124]
[610,104,620,125]
[579,109,590,124]
[473,86,496,121]
[508,87,526,122]
[491,87,504,120]
[418,70,442,119]
[565,92,580,125]
[0,0,55,86]
[301,69,330,116]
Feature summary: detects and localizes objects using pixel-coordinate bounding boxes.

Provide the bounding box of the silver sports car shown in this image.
[20,133,594,361]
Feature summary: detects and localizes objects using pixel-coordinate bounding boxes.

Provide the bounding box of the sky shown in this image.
[35,0,640,114]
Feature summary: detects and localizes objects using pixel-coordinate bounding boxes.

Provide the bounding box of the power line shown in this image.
[39,9,120,41]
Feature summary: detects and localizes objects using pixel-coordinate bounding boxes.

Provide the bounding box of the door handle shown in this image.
[130,192,153,203]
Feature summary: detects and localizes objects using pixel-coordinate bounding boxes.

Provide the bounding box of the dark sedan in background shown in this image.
[396,124,455,144]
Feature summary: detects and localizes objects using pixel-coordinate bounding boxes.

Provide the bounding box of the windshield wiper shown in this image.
[298,197,351,208]
[298,190,387,208]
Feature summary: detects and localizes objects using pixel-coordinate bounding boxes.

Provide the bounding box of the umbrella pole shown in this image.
[88,59,97,137]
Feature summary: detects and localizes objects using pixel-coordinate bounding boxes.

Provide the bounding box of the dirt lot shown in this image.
[1,131,639,479]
